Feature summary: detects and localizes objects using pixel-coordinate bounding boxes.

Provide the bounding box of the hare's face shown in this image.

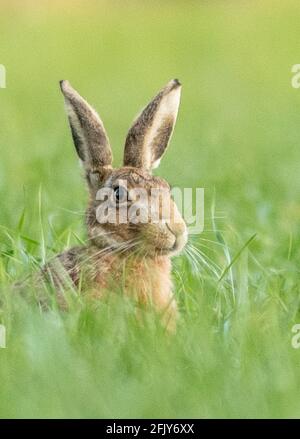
[87,167,187,256]
[60,78,187,257]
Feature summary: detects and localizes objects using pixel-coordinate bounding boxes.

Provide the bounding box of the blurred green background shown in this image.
[1,0,300,418]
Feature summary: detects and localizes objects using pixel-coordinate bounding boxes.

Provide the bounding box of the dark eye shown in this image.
[113,186,128,204]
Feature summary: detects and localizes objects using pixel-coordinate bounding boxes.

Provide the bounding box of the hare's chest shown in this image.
[96,256,173,308]
[89,254,177,332]
[122,257,173,309]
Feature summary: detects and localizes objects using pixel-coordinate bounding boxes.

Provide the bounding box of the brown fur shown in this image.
[45,247,176,330]
[123,79,181,170]
[42,79,186,331]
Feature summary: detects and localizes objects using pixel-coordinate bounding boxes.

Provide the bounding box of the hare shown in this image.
[43,79,188,330]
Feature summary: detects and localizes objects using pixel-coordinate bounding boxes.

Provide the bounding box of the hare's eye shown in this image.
[113,186,128,204]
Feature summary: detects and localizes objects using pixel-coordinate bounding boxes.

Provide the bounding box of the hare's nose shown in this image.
[166,222,188,251]
[166,221,185,237]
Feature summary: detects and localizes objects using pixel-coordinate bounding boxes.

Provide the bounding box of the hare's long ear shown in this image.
[60,80,112,185]
[123,79,181,171]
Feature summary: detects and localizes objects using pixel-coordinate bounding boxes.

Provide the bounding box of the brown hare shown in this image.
[43,79,188,331]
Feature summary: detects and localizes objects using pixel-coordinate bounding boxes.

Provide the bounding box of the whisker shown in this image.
[186,244,222,280]
[80,238,141,267]
[86,230,118,242]
[199,237,227,248]
[189,244,222,273]
[184,247,199,274]
[57,207,87,216]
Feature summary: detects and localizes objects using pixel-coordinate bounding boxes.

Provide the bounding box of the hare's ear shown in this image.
[60,80,112,184]
[123,79,181,171]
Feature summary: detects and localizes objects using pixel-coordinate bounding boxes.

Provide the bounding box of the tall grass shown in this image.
[1,0,300,418]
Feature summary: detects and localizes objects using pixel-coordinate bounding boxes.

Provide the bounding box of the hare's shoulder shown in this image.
[35,245,113,308]
[43,245,107,287]
[41,246,84,287]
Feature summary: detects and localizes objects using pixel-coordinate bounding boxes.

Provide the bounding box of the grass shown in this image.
[1,0,300,418]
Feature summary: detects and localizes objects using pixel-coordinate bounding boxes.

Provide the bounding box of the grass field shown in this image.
[1,0,300,418]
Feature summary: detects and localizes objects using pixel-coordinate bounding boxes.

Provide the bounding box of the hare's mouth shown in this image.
[165,225,188,255]
[156,232,187,256]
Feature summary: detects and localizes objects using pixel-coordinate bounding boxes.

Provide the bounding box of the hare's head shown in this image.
[60,79,187,257]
